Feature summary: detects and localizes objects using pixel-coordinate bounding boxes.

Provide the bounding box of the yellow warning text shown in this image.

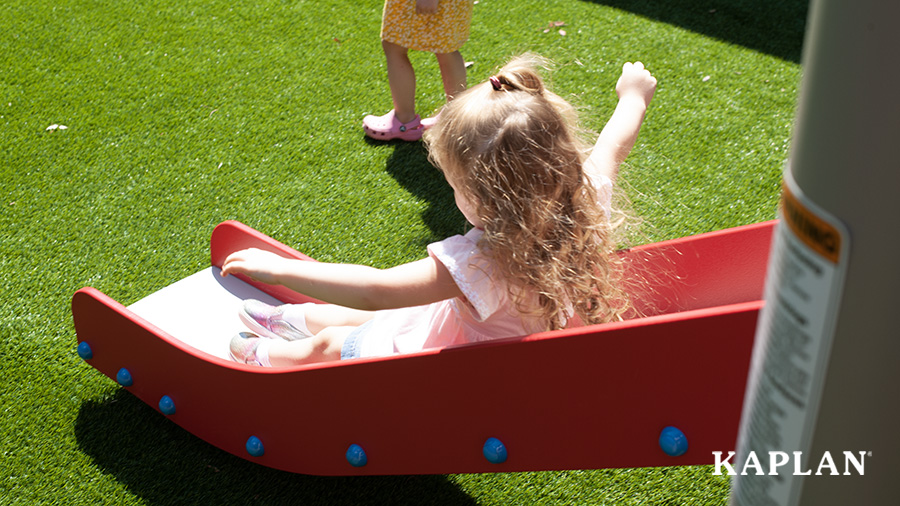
[781,183,842,264]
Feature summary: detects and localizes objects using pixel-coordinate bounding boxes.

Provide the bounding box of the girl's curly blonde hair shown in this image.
[425,55,628,331]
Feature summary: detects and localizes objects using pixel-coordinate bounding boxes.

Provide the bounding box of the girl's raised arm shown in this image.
[585,61,657,182]
[221,248,464,311]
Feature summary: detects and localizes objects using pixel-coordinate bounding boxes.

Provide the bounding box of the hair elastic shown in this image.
[489,76,502,91]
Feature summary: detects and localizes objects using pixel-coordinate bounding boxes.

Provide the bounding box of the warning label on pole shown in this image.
[781,185,842,264]
[731,172,850,506]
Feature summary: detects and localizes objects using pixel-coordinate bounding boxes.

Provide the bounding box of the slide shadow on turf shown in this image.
[75,390,478,506]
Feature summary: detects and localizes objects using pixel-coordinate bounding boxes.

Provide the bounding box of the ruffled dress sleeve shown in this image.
[426,228,502,322]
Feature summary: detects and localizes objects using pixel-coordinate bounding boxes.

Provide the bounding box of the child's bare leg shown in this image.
[281,303,374,335]
[383,40,417,123]
[435,50,467,101]
[300,304,375,334]
[265,326,355,367]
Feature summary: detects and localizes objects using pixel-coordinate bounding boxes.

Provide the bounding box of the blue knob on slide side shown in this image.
[483,437,508,464]
[346,444,368,467]
[246,436,265,457]
[659,426,688,457]
[116,368,133,387]
[158,395,176,415]
[77,342,93,360]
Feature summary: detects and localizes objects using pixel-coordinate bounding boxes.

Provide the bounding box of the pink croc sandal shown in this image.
[363,110,423,141]
[421,112,442,130]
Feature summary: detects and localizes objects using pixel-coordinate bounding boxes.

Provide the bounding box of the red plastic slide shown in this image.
[72,220,774,476]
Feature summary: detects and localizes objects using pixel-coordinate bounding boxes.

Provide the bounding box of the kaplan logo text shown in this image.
[712,451,870,476]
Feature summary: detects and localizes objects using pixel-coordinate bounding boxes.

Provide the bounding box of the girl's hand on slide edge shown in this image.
[220,248,288,286]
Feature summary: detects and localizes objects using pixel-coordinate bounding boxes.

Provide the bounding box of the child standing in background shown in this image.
[225,55,657,367]
[363,0,473,141]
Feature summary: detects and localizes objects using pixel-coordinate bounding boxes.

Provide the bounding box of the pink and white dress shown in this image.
[345,173,613,359]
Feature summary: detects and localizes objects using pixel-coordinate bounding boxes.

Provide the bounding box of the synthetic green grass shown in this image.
[1,0,804,504]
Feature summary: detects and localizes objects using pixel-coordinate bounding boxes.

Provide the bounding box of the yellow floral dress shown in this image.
[381,0,474,54]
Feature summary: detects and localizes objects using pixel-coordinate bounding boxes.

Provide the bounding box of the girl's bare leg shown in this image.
[383,40,417,123]
[301,304,375,334]
[282,303,375,335]
[435,50,467,101]
[265,326,355,367]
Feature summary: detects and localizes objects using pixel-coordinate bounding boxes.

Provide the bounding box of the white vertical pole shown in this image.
[730,1,900,505]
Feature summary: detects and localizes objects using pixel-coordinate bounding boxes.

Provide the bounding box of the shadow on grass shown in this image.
[583,0,809,63]
[75,391,478,506]
[365,137,469,242]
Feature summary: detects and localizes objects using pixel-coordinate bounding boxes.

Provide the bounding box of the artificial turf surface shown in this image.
[1,0,805,504]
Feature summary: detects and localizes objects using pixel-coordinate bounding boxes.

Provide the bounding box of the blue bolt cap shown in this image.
[483,437,508,464]
[659,426,688,457]
[246,436,265,457]
[346,444,368,467]
[77,342,93,360]
[116,368,133,387]
[158,395,176,416]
